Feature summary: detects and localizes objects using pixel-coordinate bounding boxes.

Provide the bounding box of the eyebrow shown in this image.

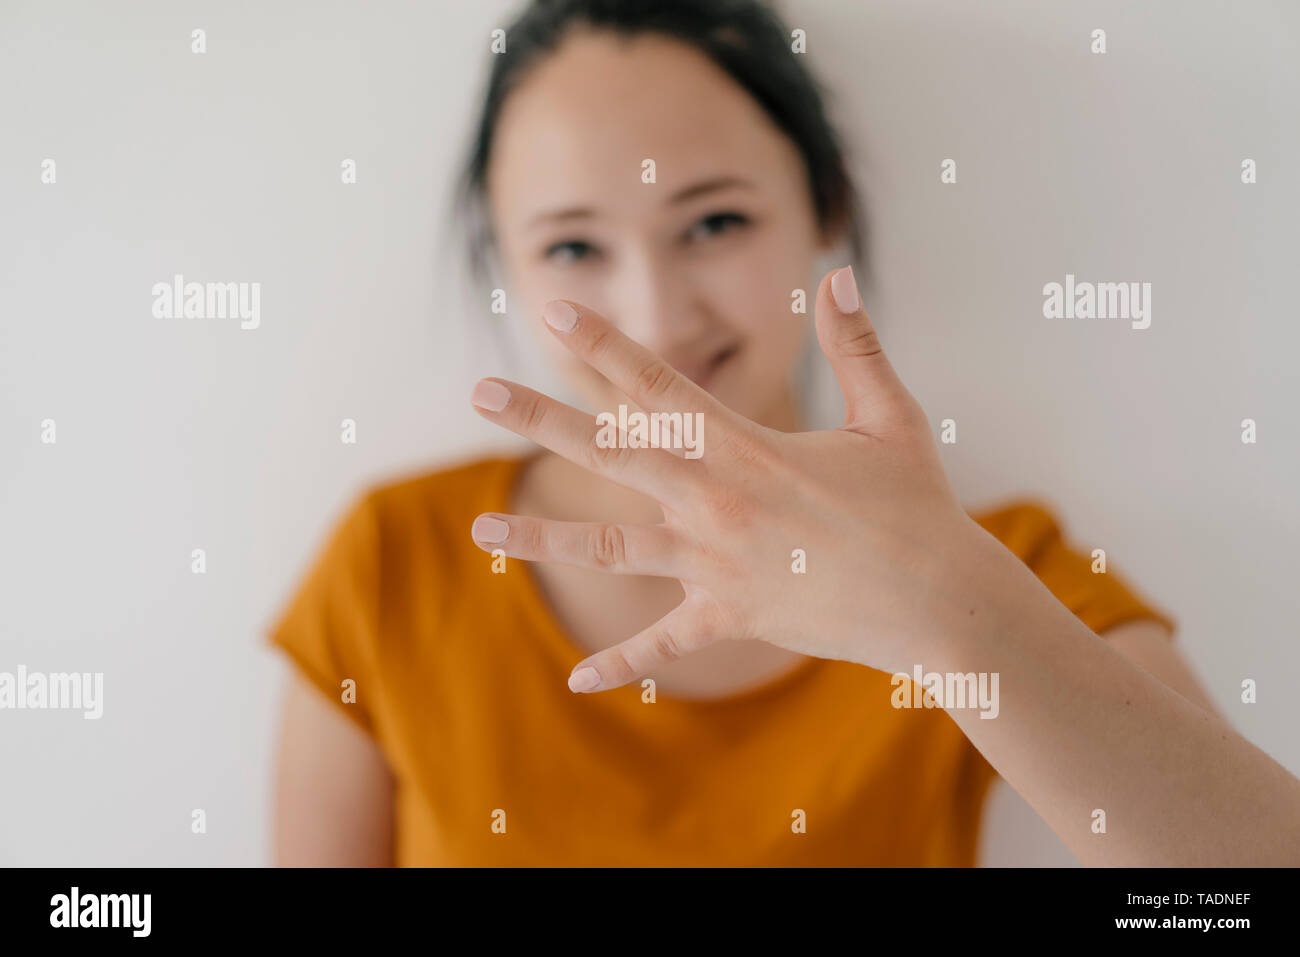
[524,174,756,229]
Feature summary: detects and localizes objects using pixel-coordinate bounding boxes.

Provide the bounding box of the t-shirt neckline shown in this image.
[490,452,828,711]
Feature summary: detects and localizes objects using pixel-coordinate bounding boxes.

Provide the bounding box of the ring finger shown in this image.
[470,513,689,578]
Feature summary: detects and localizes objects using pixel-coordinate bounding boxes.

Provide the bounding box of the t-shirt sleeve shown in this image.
[1009,503,1176,638]
[964,501,1178,823]
[267,491,383,738]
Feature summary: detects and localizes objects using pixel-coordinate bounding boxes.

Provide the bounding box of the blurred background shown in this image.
[2,0,1297,865]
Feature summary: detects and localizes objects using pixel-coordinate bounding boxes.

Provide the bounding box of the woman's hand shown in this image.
[471,267,1300,867]
[469,266,1020,692]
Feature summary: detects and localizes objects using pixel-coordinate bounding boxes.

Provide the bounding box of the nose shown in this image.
[606,249,711,364]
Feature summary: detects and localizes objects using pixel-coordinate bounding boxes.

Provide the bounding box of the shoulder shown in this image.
[272,454,525,655]
[968,499,1066,565]
[968,497,1103,581]
[340,454,525,595]
[279,454,522,598]
[972,494,1060,546]
[360,454,522,536]
[968,497,1175,637]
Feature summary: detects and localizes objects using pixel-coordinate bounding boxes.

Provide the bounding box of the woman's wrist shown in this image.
[881,515,1071,679]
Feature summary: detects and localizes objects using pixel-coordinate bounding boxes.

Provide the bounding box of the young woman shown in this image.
[269,0,1300,866]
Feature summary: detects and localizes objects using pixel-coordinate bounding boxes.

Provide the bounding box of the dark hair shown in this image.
[454,0,866,285]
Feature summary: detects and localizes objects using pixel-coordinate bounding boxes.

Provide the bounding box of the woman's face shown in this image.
[485,29,831,425]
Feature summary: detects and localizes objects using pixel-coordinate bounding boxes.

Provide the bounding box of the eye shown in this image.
[685,211,750,242]
[543,240,597,264]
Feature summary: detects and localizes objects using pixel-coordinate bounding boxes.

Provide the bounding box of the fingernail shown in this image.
[472,515,509,543]
[568,667,601,693]
[542,300,578,333]
[471,379,510,412]
[830,266,860,314]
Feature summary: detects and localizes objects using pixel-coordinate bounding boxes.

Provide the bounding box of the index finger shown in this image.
[540,299,737,424]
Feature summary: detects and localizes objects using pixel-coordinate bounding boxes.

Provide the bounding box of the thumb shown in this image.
[814,266,912,431]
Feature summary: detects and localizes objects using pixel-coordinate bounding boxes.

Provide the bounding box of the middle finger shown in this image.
[470,377,701,506]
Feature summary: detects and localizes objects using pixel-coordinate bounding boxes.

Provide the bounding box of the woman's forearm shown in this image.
[927,523,1300,866]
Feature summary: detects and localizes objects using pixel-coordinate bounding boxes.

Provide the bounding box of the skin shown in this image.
[274,29,1292,866]
[486,29,822,698]
[466,281,1300,866]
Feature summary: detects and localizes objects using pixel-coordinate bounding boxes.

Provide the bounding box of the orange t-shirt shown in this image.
[267,455,1174,866]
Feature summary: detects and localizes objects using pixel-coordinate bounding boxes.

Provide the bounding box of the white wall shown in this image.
[2,0,1296,866]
